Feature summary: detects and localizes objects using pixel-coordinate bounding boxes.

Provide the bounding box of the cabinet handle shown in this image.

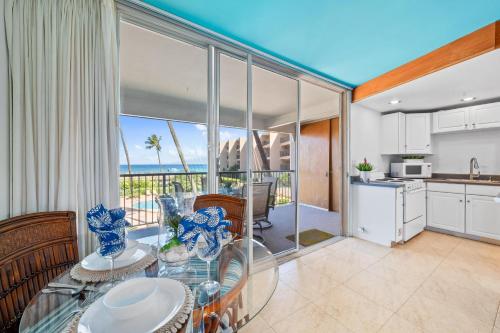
[426,144,430,147]
[472,123,476,127]
[465,124,468,128]
[459,199,463,202]
[467,200,470,203]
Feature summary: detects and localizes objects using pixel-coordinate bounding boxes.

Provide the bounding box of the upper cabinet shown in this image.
[381,112,431,155]
[469,103,500,129]
[433,102,500,133]
[405,113,431,154]
[432,107,469,133]
[381,112,405,154]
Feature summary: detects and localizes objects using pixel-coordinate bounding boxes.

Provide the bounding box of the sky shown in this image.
[119,115,245,165]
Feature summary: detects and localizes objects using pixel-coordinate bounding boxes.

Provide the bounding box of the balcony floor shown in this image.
[128,203,341,255]
[258,203,341,254]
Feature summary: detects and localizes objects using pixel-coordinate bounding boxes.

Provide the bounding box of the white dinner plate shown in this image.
[81,240,151,271]
[78,278,186,333]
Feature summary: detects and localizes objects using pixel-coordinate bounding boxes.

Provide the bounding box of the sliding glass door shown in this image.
[119,19,310,255]
[251,64,299,254]
[119,21,208,227]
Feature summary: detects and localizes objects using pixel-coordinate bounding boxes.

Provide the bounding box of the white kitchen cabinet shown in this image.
[427,191,465,232]
[469,102,500,130]
[432,107,469,133]
[381,112,431,155]
[381,112,405,154]
[406,113,431,154]
[466,195,500,240]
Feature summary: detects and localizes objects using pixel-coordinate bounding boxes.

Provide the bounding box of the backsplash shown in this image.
[427,128,500,175]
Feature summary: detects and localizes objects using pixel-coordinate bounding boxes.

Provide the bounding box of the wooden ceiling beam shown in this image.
[352,21,500,103]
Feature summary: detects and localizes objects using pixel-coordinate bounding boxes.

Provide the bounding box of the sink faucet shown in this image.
[469,157,480,180]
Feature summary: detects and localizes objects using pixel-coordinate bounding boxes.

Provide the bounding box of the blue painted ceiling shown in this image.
[143,0,500,87]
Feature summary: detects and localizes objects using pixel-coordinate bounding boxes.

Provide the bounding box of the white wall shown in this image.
[350,104,391,174]
[0,4,9,219]
[428,128,500,174]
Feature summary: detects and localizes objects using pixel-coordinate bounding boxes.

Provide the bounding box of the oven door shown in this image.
[404,188,426,223]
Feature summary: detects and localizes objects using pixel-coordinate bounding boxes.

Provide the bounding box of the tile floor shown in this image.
[240,231,500,333]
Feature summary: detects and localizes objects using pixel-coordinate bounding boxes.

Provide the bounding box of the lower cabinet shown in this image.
[427,191,465,233]
[466,195,500,240]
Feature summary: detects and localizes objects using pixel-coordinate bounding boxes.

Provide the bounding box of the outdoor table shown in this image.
[19,236,278,333]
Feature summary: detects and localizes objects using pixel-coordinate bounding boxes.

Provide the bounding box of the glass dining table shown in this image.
[19,235,278,333]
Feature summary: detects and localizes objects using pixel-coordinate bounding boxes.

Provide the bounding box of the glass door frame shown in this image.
[116,2,349,258]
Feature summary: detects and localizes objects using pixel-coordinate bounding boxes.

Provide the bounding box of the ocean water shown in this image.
[120,164,208,174]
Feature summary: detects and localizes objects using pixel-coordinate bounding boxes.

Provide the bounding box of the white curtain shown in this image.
[4,0,120,256]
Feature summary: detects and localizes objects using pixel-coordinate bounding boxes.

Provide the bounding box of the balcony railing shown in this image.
[120,170,294,228]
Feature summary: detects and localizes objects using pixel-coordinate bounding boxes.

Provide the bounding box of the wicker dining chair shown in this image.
[193,194,247,237]
[0,212,79,333]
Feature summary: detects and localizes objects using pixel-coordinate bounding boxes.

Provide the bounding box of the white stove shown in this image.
[374,177,426,192]
[374,177,426,241]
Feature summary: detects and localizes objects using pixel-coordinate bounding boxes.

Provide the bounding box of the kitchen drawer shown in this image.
[466,184,500,196]
[426,182,465,194]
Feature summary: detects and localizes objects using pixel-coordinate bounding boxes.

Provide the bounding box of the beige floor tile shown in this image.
[329,246,382,268]
[328,237,393,259]
[271,302,352,333]
[378,314,423,333]
[280,264,339,300]
[239,315,275,333]
[324,238,350,251]
[419,273,499,325]
[494,304,500,328]
[312,285,393,333]
[399,231,461,257]
[458,238,500,262]
[494,327,500,333]
[294,247,332,266]
[365,260,427,290]
[307,256,365,283]
[259,281,310,326]
[345,270,416,312]
[397,291,492,333]
[378,248,442,277]
[445,253,500,295]
[279,259,303,275]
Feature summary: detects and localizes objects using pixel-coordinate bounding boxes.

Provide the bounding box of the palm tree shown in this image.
[145,134,162,171]
[167,120,198,194]
[120,127,132,174]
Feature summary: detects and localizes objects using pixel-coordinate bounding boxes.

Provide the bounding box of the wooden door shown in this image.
[299,119,330,209]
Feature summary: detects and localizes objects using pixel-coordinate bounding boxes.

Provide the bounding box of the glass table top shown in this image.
[19,237,278,333]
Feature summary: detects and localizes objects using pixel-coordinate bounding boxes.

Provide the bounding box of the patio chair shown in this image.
[0,212,79,333]
[193,194,247,237]
[262,176,278,228]
[242,182,272,242]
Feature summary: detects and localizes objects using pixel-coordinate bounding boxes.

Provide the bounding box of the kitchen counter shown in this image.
[351,179,404,188]
[426,173,500,186]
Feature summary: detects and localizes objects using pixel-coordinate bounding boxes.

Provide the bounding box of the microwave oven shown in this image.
[390,163,432,178]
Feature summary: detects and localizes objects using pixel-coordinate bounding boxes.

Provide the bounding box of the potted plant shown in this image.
[356,158,374,183]
[402,155,425,163]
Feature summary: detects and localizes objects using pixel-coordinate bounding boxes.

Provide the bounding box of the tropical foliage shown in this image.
[356,158,374,172]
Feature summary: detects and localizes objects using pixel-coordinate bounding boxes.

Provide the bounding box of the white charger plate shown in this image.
[78,278,186,333]
[81,240,151,271]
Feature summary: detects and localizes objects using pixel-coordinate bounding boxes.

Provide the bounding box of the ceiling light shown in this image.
[389,99,401,105]
[460,96,476,102]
